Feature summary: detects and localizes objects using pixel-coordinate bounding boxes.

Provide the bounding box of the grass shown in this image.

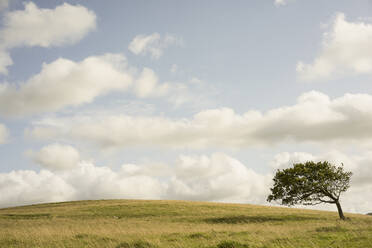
[0,199,371,247]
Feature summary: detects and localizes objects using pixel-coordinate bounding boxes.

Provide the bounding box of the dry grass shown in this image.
[0,199,371,247]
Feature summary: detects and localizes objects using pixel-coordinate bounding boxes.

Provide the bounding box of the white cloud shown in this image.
[166,153,269,202]
[1,2,96,48]
[0,169,76,207]
[27,91,372,149]
[0,54,133,116]
[274,0,287,6]
[274,0,295,6]
[28,143,80,171]
[0,153,268,208]
[128,33,182,59]
[129,33,160,57]
[0,123,8,144]
[0,2,96,74]
[0,50,200,116]
[133,67,169,98]
[297,13,372,81]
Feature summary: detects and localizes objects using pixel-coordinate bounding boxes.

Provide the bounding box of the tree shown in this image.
[267,161,352,220]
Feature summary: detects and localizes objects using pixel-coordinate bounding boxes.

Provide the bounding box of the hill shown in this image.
[0,199,371,248]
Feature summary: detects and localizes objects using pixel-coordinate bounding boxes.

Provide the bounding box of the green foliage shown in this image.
[267,161,352,206]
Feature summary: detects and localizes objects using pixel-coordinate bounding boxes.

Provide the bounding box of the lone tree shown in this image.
[267,161,352,220]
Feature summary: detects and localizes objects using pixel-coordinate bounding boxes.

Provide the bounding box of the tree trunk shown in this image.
[335,201,345,220]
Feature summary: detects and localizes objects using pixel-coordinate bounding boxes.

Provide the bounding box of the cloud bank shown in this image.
[2,146,372,213]
[297,13,372,81]
[0,152,268,208]
[28,91,372,149]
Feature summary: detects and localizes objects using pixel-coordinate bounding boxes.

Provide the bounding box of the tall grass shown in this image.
[0,199,371,247]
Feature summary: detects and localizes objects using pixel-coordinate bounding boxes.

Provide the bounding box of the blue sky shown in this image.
[1,0,372,213]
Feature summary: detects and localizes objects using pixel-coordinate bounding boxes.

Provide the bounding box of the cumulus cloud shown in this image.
[133,67,170,98]
[128,33,182,59]
[297,13,372,81]
[0,50,199,116]
[28,91,372,149]
[0,2,96,74]
[1,2,96,48]
[28,143,80,171]
[270,150,372,213]
[0,123,8,144]
[166,153,269,202]
[1,149,370,213]
[0,169,76,208]
[0,54,132,116]
[0,153,268,208]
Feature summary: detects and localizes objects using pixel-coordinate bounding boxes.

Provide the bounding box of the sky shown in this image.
[1,0,372,213]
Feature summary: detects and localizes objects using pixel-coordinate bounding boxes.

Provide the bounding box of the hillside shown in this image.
[0,200,371,248]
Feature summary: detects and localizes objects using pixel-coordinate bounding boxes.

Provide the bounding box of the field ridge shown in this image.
[0,199,371,248]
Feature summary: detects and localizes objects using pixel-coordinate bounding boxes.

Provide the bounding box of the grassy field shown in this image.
[0,200,371,248]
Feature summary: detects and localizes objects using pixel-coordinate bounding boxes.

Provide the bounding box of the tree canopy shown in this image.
[267,161,352,220]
